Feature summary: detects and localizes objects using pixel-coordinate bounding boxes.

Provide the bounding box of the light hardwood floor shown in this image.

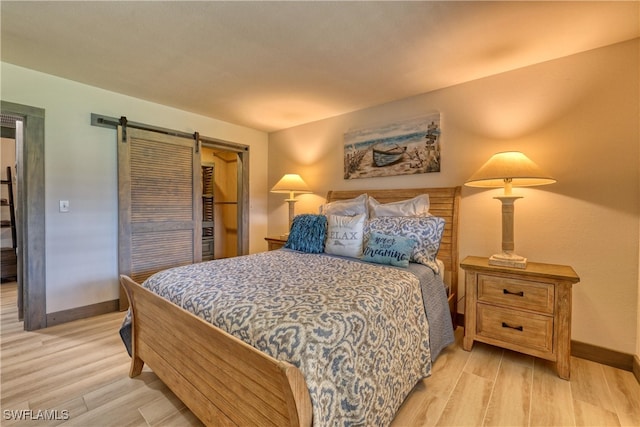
[1,282,638,426]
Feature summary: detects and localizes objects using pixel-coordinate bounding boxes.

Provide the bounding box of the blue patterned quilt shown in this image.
[120,250,453,426]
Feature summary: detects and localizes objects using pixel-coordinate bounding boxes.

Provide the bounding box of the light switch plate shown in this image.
[59,200,70,212]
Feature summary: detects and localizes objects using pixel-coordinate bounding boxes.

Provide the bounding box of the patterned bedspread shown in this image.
[120,250,453,426]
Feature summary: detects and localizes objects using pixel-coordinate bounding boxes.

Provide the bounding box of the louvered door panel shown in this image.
[131,230,194,283]
[118,127,201,310]
[130,140,194,222]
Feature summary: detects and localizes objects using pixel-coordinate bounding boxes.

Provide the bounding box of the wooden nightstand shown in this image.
[461,256,579,379]
[264,236,287,251]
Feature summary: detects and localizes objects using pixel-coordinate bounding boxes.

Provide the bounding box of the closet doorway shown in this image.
[200,139,249,260]
[201,148,240,260]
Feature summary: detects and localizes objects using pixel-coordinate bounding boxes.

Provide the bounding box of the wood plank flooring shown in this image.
[2,282,638,426]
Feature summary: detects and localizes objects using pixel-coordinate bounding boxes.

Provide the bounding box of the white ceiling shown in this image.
[2,1,638,132]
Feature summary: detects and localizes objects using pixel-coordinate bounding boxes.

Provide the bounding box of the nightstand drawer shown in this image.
[478,274,554,314]
[477,304,553,353]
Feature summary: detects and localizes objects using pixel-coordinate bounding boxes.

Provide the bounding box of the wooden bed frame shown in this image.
[120,187,460,427]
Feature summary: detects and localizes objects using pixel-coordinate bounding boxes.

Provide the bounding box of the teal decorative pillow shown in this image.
[284,214,327,253]
[363,232,416,267]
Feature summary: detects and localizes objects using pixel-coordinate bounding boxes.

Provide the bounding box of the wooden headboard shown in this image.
[326,187,461,323]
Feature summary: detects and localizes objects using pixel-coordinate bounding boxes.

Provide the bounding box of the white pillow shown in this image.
[368,194,430,218]
[325,213,366,258]
[320,194,368,217]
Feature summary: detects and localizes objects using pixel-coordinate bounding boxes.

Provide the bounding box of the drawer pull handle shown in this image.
[502,322,524,331]
[503,289,524,297]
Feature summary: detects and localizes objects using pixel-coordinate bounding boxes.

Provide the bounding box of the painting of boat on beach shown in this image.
[343,114,441,179]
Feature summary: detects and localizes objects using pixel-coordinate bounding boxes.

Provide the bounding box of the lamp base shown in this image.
[489,252,527,269]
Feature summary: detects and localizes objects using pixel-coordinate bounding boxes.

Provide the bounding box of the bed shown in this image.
[119,186,460,427]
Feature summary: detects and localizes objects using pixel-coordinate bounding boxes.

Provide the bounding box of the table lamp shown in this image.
[465,151,556,268]
[270,173,312,232]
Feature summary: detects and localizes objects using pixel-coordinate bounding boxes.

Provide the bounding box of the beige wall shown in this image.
[268,40,640,354]
[1,62,269,313]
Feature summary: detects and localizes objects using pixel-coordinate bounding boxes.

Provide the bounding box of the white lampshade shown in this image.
[270,174,311,199]
[465,151,556,193]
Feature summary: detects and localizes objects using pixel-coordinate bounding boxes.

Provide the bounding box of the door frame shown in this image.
[1,101,46,330]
